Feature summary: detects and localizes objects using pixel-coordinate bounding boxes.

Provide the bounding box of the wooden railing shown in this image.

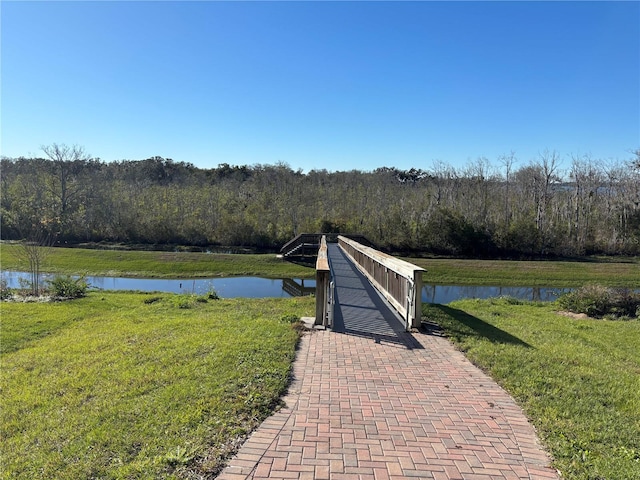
[338,235,424,330]
[280,233,322,258]
[281,233,375,258]
[315,236,333,327]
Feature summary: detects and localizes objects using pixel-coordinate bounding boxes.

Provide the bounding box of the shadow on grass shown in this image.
[423,303,532,348]
[282,256,317,268]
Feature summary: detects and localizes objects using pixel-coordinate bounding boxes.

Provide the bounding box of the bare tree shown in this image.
[499,151,516,230]
[41,143,91,234]
[462,157,494,225]
[632,149,640,171]
[569,155,603,252]
[12,229,54,296]
[528,150,562,250]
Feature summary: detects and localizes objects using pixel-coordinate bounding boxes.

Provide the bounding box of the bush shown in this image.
[557,285,640,319]
[169,294,196,309]
[498,296,523,305]
[47,275,89,299]
[280,314,300,324]
[176,298,193,309]
[0,278,12,300]
[143,296,162,304]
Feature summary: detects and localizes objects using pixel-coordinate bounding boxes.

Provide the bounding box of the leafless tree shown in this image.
[12,229,54,296]
[632,149,640,171]
[569,155,604,252]
[41,143,91,233]
[499,151,516,230]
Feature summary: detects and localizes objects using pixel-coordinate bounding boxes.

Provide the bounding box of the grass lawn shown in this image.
[0,292,314,479]
[410,257,640,288]
[424,298,640,480]
[0,243,313,279]
[3,243,637,288]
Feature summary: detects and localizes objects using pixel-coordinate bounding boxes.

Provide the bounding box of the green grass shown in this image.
[409,257,640,288]
[0,243,313,279]
[424,298,640,480]
[0,292,314,479]
[3,244,637,288]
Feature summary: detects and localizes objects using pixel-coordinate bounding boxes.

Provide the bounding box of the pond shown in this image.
[2,271,570,303]
[2,272,315,299]
[421,284,570,303]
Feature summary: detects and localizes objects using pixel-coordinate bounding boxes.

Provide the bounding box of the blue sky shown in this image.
[2,1,638,172]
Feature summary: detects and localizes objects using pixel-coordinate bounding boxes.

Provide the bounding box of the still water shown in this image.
[3,271,569,303]
[2,272,315,298]
[421,284,570,303]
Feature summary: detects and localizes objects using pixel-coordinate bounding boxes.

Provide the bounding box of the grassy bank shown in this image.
[410,257,640,288]
[0,292,314,479]
[2,243,638,288]
[424,299,640,480]
[0,243,313,279]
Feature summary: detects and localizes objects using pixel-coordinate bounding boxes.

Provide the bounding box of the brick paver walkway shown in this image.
[217,329,559,480]
[217,244,559,479]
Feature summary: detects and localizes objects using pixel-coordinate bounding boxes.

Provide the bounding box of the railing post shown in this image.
[412,269,423,329]
[315,236,331,326]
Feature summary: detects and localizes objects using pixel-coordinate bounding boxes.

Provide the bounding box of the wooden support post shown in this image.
[412,269,423,329]
[315,236,330,326]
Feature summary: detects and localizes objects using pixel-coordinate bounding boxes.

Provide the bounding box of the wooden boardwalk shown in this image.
[216,243,559,479]
[328,244,422,348]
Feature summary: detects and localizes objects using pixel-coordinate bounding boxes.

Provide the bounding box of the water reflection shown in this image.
[421,285,571,303]
[281,278,316,297]
[3,270,573,302]
[2,271,315,299]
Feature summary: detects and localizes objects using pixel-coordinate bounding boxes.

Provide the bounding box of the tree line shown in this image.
[2,144,639,257]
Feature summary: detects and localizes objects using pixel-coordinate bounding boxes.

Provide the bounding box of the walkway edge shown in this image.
[216,328,560,480]
[216,334,313,480]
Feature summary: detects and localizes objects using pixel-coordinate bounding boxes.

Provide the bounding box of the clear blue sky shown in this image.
[2,1,638,172]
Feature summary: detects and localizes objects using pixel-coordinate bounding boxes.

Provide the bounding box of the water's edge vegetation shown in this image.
[2,243,638,288]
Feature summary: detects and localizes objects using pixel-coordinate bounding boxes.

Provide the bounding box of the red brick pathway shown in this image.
[216,328,559,479]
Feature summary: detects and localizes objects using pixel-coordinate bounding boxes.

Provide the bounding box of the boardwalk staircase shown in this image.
[280,234,323,260]
[280,233,375,262]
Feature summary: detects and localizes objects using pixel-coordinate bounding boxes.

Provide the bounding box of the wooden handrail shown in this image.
[316,236,329,271]
[281,233,375,256]
[338,235,425,330]
[280,233,322,255]
[315,236,331,326]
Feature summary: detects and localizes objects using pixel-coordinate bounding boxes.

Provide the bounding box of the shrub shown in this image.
[280,314,300,324]
[0,278,12,300]
[557,285,640,319]
[170,294,196,309]
[499,296,523,305]
[47,275,89,299]
[143,296,162,304]
[177,299,193,309]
